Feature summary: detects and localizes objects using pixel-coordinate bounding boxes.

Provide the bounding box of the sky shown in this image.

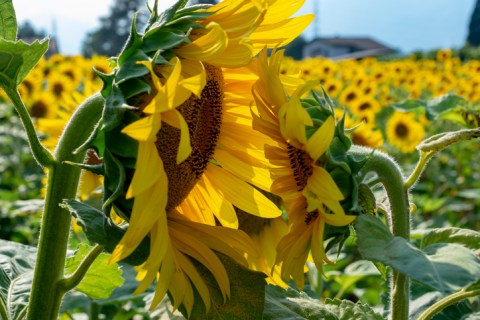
[11,0,478,55]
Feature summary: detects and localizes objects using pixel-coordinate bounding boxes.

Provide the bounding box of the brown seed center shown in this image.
[395,123,409,138]
[155,64,224,212]
[287,143,314,192]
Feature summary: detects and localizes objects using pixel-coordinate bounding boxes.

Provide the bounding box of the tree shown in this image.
[284,35,307,60]
[467,0,480,46]
[17,21,46,39]
[81,0,149,57]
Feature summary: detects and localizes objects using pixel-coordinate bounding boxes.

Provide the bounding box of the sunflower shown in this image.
[344,116,384,148]
[338,85,362,107]
[350,96,381,124]
[250,49,356,289]
[99,0,313,314]
[386,111,425,153]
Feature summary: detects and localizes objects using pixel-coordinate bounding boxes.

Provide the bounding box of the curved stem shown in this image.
[351,146,410,320]
[404,151,432,190]
[417,289,480,320]
[26,93,104,320]
[4,87,54,168]
[60,245,104,292]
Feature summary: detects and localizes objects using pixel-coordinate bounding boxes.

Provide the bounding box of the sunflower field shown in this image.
[1,0,480,319]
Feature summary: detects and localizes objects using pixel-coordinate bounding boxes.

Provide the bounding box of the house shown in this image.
[303,37,397,60]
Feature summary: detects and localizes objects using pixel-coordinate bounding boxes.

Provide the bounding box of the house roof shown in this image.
[310,37,396,52]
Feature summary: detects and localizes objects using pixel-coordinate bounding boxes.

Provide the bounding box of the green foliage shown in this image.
[263,285,383,320]
[0,239,36,320]
[389,93,467,121]
[356,214,480,294]
[64,244,124,300]
[0,37,48,90]
[0,0,17,41]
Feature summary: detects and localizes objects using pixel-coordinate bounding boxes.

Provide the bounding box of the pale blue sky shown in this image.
[12,0,477,55]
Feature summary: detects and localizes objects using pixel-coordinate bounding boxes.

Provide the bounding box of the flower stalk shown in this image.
[352,146,410,320]
[3,87,55,168]
[417,288,480,320]
[26,93,104,320]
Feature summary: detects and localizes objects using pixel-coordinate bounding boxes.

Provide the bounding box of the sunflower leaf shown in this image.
[61,199,150,266]
[356,214,480,294]
[64,244,124,300]
[0,0,17,41]
[0,38,48,90]
[0,239,37,320]
[425,93,466,120]
[263,285,383,320]
[420,227,480,251]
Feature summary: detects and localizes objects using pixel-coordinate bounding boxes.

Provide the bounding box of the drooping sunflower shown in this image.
[95,0,314,314]
[386,111,425,153]
[250,49,356,289]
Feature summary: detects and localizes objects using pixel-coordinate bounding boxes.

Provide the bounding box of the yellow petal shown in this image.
[278,98,312,147]
[162,110,192,164]
[306,116,335,160]
[204,164,281,218]
[251,14,314,51]
[126,142,164,198]
[174,22,228,61]
[122,115,161,142]
[204,39,254,68]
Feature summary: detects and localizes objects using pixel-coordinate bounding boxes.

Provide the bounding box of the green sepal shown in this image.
[0,0,17,41]
[104,111,139,159]
[102,149,128,211]
[117,13,142,66]
[0,38,48,90]
[102,85,128,132]
[116,58,150,84]
[147,0,190,31]
[118,77,151,100]
[142,28,187,53]
[97,69,115,99]
[73,121,105,158]
[63,162,105,176]
[61,199,150,266]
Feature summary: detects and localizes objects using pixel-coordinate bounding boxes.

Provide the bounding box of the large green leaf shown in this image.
[263,285,383,320]
[0,239,36,320]
[356,214,480,293]
[0,38,48,90]
[0,0,17,41]
[64,244,124,300]
[420,227,480,252]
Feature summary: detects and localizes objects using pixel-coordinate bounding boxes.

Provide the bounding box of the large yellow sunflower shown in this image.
[102,0,313,314]
[250,49,356,290]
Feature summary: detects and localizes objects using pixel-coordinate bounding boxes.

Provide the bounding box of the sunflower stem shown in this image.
[3,87,55,168]
[26,93,104,320]
[351,146,410,320]
[417,288,480,320]
[405,127,480,190]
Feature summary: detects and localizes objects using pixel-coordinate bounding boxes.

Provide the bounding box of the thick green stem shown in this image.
[417,289,480,320]
[26,93,104,320]
[352,146,410,320]
[4,87,54,168]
